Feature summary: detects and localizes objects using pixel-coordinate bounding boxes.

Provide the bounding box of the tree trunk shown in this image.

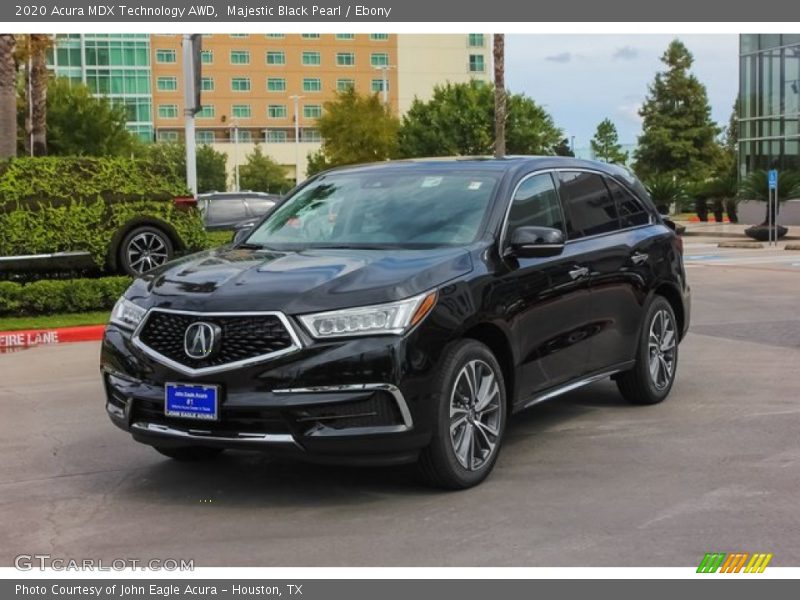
[0,35,16,159]
[29,34,48,156]
[493,34,506,159]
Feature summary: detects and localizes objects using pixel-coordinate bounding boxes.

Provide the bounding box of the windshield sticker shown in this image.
[468,181,483,190]
[421,176,443,188]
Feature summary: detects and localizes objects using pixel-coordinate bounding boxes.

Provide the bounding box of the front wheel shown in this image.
[119,226,174,276]
[418,340,507,489]
[616,296,679,405]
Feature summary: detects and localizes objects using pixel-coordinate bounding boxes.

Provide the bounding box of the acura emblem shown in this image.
[184,321,221,359]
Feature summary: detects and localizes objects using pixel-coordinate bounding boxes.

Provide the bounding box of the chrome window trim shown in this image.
[498,167,655,253]
[131,308,303,376]
[273,383,413,432]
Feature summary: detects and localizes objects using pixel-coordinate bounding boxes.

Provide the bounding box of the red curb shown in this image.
[0,324,106,349]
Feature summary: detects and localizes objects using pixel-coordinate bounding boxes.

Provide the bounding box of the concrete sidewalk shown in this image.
[676,220,800,240]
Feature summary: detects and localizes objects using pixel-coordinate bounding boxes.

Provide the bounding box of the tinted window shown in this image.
[557,171,619,239]
[606,178,650,228]
[507,172,564,234]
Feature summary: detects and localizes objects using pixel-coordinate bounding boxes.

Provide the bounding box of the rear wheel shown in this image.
[418,340,507,489]
[119,226,174,276]
[153,446,224,462]
[616,296,679,405]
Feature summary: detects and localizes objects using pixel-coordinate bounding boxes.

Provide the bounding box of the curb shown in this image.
[0,324,105,349]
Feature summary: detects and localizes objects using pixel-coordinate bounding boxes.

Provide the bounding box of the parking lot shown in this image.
[1,244,799,567]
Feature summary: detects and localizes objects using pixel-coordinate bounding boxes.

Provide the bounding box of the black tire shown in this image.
[418,339,507,490]
[118,225,174,276]
[153,446,224,462]
[616,295,679,405]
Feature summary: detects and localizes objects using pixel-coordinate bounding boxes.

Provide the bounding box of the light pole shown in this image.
[290,94,304,184]
[230,119,240,191]
[372,65,395,108]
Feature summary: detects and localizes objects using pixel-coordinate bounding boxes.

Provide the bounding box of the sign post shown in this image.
[768,169,778,247]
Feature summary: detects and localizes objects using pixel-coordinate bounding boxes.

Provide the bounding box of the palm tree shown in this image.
[644,174,687,216]
[0,34,16,159]
[17,34,52,156]
[739,169,800,240]
[493,34,506,159]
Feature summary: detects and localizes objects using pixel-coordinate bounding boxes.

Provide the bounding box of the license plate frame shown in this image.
[164,382,219,421]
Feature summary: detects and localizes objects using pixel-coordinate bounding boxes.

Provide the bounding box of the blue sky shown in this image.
[506,34,739,150]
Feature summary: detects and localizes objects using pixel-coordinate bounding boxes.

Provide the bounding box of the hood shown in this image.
[129,246,473,314]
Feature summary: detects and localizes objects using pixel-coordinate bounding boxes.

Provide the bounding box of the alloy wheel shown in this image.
[648,309,676,391]
[126,232,169,274]
[449,359,502,471]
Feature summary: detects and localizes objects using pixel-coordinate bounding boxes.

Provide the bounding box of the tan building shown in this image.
[153,33,490,182]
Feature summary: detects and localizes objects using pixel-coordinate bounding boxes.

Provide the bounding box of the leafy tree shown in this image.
[398,80,561,157]
[312,87,399,171]
[44,78,139,157]
[138,142,228,193]
[239,145,291,194]
[634,39,721,183]
[644,173,687,215]
[590,118,628,164]
[552,138,574,157]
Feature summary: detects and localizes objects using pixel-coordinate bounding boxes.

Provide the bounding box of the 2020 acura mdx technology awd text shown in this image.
[101,157,690,489]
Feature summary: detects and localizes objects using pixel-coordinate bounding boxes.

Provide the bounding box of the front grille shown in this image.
[290,391,403,433]
[138,311,294,370]
[132,398,292,435]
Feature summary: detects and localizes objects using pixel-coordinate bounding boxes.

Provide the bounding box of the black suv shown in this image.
[102,157,690,489]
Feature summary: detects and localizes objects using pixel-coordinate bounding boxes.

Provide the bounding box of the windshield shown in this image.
[245,170,499,249]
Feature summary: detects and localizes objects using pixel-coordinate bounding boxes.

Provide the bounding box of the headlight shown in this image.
[109,297,147,331]
[299,291,437,339]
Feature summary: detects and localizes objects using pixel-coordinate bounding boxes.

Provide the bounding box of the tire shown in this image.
[418,339,507,489]
[153,446,224,462]
[119,225,174,276]
[616,295,679,405]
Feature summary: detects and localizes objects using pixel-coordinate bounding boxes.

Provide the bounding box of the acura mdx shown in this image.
[101,157,690,489]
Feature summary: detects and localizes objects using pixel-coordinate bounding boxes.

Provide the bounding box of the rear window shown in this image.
[606,178,651,228]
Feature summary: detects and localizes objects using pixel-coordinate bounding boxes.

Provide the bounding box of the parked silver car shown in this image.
[198,191,280,231]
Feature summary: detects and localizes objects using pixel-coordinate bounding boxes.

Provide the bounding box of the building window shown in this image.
[469,54,486,73]
[468,34,485,48]
[231,77,251,92]
[335,34,355,40]
[303,78,322,92]
[232,104,252,119]
[268,104,288,119]
[266,130,288,142]
[337,78,355,92]
[371,53,389,67]
[197,105,215,118]
[234,129,253,142]
[201,77,214,91]
[371,79,389,93]
[230,50,250,65]
[196,130,215,144]
[301,34,320,39]
[370,34,389,41]
[266,51,286,65]
[158,130,179,142]
[303,128,322,142]
[265,34,285,39]
[267,77,287,92]
[230,34,249,39]
[303,104,322,119]
[302,51,321,66]
[156,76,177,91]
[336,52,355,66]
[157,104,179,119]
[201,50,213,64]
[155,49,176,63]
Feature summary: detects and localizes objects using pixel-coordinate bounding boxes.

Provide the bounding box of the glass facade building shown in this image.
[739,34,800,175]
[48,34,154,141]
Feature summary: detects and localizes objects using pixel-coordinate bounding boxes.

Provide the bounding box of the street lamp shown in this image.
[289,94,305,184]
[371,64,395,107]
[229,118,240,191]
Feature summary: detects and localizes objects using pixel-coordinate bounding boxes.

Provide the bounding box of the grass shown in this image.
[0,311,110,332]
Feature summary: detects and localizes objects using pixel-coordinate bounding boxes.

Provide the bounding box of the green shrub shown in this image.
[0,276,131,317]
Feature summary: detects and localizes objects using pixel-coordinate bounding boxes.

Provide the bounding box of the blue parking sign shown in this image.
[768,169,778,190]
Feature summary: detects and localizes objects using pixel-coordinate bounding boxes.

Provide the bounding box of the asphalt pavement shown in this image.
[1,252,799,567]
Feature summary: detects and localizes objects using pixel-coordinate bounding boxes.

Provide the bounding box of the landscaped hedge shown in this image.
[0,276,131,316]
[0,157,209,268]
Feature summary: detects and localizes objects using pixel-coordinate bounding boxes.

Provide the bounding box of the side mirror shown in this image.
[662,218,677,232]
[508,226,565,258]
[232,221,255,246]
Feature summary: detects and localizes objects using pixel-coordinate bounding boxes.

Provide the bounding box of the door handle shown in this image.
[569,266,589,280]
[631,252,649,265]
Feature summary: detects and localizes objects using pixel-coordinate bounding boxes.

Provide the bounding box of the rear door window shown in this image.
[556,171,620,239]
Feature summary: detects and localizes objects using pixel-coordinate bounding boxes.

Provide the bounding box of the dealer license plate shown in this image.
[164,383,219,421]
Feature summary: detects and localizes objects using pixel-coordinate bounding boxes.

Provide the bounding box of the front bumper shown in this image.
[101,320,445,466]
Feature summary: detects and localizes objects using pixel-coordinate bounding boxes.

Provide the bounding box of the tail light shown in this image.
[173,196,197,210]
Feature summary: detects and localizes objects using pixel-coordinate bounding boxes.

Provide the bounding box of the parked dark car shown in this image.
[102,157,690,489]
[198,191,280,231]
